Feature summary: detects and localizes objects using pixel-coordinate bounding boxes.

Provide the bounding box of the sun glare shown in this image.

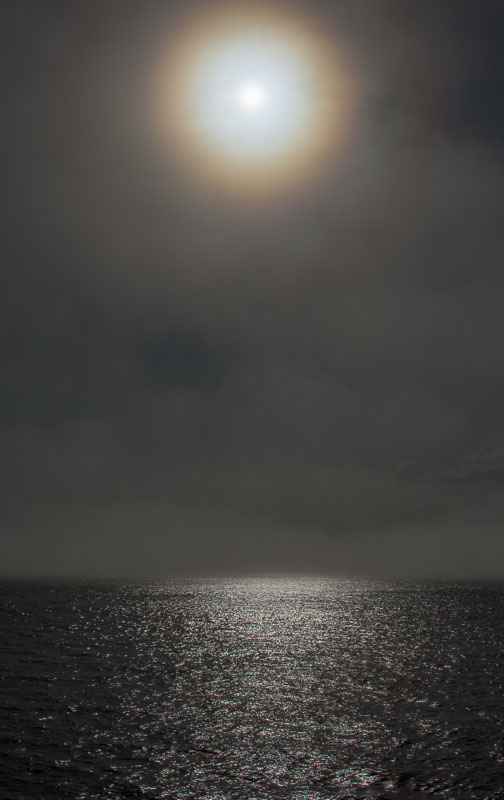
[152,2,353,197]
[237,82,268,113]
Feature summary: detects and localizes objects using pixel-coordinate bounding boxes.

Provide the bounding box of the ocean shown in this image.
[1,578,504,799]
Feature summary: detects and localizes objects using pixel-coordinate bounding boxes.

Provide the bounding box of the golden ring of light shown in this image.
[152,2,353,198]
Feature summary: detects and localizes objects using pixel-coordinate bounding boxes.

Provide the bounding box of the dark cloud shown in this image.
[398,447,504,489]
[1,0,504,577]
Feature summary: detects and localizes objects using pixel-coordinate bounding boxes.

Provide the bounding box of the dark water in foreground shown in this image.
[2,579,504,799]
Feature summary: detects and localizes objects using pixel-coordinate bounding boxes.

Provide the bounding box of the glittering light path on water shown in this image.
[3,578,504,798]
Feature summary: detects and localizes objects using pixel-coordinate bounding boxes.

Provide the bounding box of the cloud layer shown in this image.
[2,1,504,576]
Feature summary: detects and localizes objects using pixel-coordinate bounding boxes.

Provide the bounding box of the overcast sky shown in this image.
[2,0,504,578]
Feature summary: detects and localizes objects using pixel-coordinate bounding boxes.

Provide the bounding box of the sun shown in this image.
[237,82,269,113]
[152,2,353,197]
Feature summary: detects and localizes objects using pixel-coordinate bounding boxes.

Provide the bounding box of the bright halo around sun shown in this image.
[152,2,353,198]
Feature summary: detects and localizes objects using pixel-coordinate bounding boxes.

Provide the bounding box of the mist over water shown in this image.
[2,578,504,799]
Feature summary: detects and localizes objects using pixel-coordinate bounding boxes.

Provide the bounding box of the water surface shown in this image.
[2,578,504,798]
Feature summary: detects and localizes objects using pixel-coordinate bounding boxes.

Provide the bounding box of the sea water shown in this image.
[1,578,504,799]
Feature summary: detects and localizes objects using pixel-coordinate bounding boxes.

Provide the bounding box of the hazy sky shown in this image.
[2,0,504,577]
